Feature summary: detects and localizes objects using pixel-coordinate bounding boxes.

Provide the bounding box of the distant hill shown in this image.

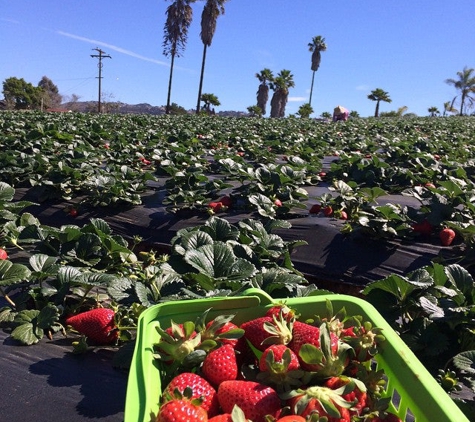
[61,101,248,117]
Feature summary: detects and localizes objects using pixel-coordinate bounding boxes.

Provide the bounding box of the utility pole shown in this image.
[90,48,111,113]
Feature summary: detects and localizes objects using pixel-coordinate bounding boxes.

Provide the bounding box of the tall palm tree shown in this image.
[196,0,228,114]
[445,67,475,116]
[367,88,392,117]
[443,98,458,116]
[308,36,327,107]
[428,106,439,117]
[163,0,195,114]
[269,69,295,118]
[255,68,274,116]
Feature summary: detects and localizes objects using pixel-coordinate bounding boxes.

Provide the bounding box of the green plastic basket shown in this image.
[125,289,468,422]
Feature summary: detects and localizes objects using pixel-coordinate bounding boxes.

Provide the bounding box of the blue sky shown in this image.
[1,1,474,117]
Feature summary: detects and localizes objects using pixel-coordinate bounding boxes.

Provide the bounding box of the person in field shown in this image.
[333,105,349,121]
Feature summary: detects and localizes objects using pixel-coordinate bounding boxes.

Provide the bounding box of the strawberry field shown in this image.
[1,111,475,420]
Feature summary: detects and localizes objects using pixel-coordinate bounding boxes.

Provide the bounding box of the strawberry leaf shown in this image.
[453,351,475,375]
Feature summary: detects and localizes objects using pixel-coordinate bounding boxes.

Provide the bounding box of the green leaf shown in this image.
[0,260,31,287]
[185,243,256,282]
[36,304,60,329]
[29,254,59,273]
[453,351,475,375]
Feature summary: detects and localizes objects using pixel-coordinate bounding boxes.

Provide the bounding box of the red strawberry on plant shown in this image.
[0,248,8,260]
[69,208,78,217]
[209,202,224,213]
[323,206,333,217]
[439,227,456,246]
[218,380,281,422]
[65,308,118,345]
[309,204,322,214]
[163,372,219,417]
[219,196,232,207]
[202,344,239,387]
[274,199,283,207]
[411,219,432,236]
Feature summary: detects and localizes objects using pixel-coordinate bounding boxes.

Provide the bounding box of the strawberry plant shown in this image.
[362,262,475,403]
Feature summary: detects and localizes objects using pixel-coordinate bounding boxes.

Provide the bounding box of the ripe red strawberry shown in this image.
[257,344,302,391]
[440,228,455,246]
[325,376,367,417]
[208,405,251,421]
[342,321,385,362]
[241,314,293,352]
[287,385,353,421]
[289,321,350,376]
[259,344,300,373]
[163,372,219,417]
[0,248,8,260]
[274,199,283,207]
[202,317,243,347]
[209,201,224,213]
[155,320,201,366]
[411,219,432,236]
[218,380,281,422]
[275,416,306,422]
[309,204,322,214]
[202,344,239,387]
[69,208,78,217]
[65,308,118,345]
[157,395,208,422]
[219,196,232,207]
[140,157,151,165]
[323,206,333,217]
[265,304,296,322]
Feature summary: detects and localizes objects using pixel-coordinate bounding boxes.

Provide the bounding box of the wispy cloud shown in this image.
[1,18,20,24]
[57,30,170,67]
[288,96,307,102]
[355,84,370,91]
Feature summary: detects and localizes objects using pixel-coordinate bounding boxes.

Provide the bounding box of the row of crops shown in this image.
[2,112,475,417]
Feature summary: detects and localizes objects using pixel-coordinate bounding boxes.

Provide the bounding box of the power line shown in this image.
[90,47,111,113]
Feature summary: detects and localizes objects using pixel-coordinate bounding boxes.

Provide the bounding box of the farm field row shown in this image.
[1,112,475,419]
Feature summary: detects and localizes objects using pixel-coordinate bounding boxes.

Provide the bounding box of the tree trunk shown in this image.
[196,43,208,114]
[309,71,315,107]
[166,52,176,115]
[374,100,380,117]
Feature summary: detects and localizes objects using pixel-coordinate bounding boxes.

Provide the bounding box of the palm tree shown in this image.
[443,98,458,116]
[163,0,195,114]
[445,67,475,116]
[196,0,228,114]
[308,36,327,107]
[297,103,313,118]
[200,93,220,114]
[247,105,263,117]
[269,69,295,118]
[367,88,392,117]
[428,106,439,117]
[255,68,274,116]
